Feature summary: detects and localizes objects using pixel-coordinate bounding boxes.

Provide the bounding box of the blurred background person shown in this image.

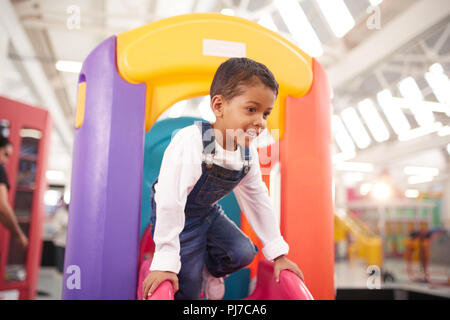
[0,135,28,250]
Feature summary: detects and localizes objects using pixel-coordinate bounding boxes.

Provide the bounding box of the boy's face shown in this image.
[212,80,276,148]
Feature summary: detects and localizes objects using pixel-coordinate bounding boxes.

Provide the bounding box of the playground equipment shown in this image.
[347,199,436,258]
[340,198,447,285]
[334,209,383,267]
[137,227,313,300]
[63,13,333,299]
[137,258,313,300]
[0,97,52,299]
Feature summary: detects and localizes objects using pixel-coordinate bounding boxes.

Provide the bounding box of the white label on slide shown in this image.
[202,39,246,58]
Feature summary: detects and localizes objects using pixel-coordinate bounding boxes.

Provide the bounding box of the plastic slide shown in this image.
[137,259,174,300]
[137,258,313,300]
[244,259,313,300]
[137,226,313,300]
[335,210,383,267]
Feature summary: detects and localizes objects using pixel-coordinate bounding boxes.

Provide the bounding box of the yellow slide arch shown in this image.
[116,13,314,137]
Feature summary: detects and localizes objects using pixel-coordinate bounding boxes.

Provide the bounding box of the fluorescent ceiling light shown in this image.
[398,77,435,126]
[398,122,442,141]
[340,107,371,149]
[335,161,374,172]
[199,96,216,122]
[425,63,450,105]
[275,0,323,57]
[332,115,356,153]
[168,100,187,118]
[391,97,450,115]
[398,77,424,101]
[357,98,390,142]
[220,8,235,16]
[430,63,445,74]
[405,189,419,198]
[258,14,278,32]
[403,166,439,176]
[316,0,355,38]
[376,89,411,136]
[408,175,433,185]
[56,60,82,73]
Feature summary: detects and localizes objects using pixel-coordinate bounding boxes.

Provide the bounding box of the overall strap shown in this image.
[195,121,252,173]
[238,144,252,174]
[196,121,215,169]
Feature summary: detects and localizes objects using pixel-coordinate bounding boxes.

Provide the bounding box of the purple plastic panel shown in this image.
[62,36,146,299]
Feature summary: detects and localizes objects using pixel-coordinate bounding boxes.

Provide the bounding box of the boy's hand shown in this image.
[273,255,305,283]
[142,270,179,299]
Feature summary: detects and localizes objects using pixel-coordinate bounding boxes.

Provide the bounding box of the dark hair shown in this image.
[210,57,279,101]
[0,136,11,149]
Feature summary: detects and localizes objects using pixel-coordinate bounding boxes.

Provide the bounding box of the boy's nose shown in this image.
[254,117,266,129]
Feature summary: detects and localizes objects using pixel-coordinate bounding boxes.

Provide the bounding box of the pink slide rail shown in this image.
[137,258,313,300]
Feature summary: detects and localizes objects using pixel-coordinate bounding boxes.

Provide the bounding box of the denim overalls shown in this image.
[150,121,258,300]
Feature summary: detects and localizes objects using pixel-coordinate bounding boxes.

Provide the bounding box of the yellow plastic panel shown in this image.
[75,82,86,128]
[117,13,313,137]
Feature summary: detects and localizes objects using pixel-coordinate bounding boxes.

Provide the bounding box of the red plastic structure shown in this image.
[0,96,52,300]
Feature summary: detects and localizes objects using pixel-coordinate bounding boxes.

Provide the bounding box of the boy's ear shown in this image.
[211,95,224,118]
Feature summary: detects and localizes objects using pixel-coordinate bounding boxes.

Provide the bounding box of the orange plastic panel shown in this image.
[279,59,334,299]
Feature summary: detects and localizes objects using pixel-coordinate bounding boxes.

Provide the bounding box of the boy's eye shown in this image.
[263,112,270,119]
[247,107,256,112]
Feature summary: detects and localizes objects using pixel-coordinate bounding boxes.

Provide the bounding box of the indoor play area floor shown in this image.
[36,267,62,300]
[35,258,450,300]
[335,258,450,299]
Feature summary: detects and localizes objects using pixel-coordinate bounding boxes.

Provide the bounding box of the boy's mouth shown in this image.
[245,129,257,138]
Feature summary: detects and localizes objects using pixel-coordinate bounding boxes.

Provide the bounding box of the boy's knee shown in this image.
[234,240,257,268]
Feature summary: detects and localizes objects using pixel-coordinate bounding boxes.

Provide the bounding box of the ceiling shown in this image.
[0,0,449,195]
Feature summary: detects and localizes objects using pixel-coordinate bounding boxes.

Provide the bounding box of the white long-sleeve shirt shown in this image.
[150,124,289,274]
